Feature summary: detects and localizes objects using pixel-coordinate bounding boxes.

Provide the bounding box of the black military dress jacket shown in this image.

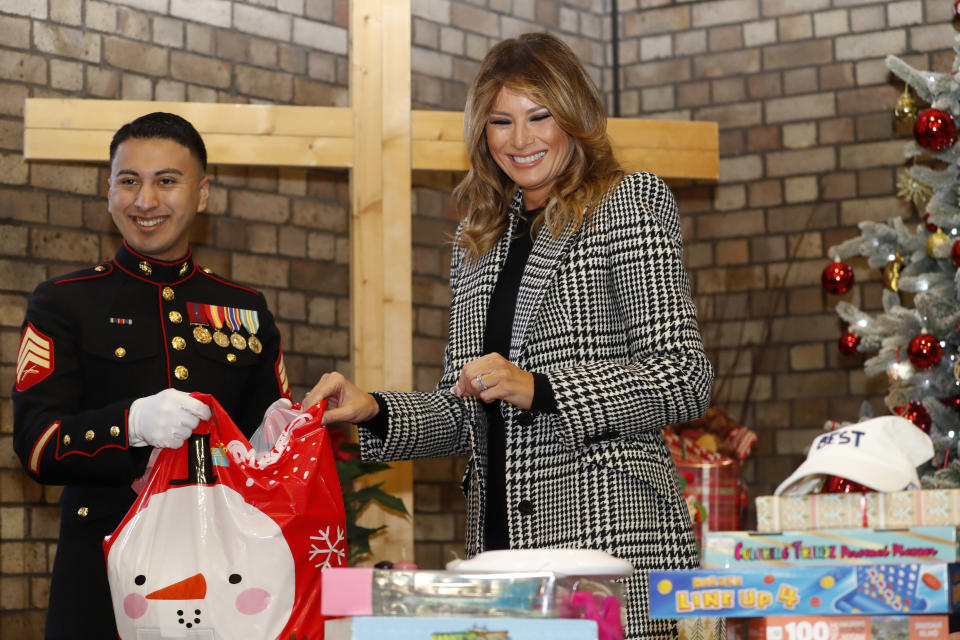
[13,241,290,639]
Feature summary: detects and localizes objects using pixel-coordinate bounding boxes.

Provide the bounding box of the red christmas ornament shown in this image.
[951,240,960,267]
[940,396,960,412]
[955,0,960,19]
[896,401,932,433]
[821,476,872,494]
[907,333,943,369]
[924,213,939,233]
[914,108,957,151]
[838,332,860,356]
[821,261,854,295]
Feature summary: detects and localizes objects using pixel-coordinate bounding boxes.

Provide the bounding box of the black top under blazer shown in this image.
[359,172,713,639]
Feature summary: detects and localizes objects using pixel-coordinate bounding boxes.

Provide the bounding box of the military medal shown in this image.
[186,303,214,345]
[213,329,230,348]
[203,303,230,348]
[230,332,247,350]
[239,308,261,354]
[193,325,212,344]
[225,307,247,351]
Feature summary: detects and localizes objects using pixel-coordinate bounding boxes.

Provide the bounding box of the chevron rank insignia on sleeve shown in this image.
[16,323,54,392]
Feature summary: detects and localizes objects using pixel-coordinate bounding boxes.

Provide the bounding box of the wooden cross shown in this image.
[22,0,718,564]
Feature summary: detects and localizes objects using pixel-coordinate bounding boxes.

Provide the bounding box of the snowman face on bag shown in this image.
[106,484,295,640]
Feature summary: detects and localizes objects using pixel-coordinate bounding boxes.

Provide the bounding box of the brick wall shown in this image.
[0,0,952,636]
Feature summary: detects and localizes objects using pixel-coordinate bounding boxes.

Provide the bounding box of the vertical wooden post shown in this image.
[349,0,414,564]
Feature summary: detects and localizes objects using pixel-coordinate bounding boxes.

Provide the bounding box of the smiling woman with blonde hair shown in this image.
[306,31,711,640]
[454,32,624,260]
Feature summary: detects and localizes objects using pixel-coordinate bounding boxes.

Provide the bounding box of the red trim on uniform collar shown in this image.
[113,242,196,285]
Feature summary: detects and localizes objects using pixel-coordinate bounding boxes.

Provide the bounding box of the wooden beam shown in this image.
[24,99,719,179]
[349,0,415,566]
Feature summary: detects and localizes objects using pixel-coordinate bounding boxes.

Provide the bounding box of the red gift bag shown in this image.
[104,394,346,640]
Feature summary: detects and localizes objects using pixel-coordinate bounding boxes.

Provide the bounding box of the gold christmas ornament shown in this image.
[894,85,918,123]
[883,252,904,292]
[896,169,933,208]
[927,227,949,257]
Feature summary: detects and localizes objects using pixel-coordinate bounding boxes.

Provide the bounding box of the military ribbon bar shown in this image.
[239,308,260,335]
[186,302,204,324]
[224,307,242,332]
[203,304,225,330]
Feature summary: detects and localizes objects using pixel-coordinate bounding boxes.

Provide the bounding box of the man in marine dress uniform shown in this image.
[12,112,292,639]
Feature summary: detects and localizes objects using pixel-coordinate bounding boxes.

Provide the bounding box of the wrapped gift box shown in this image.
[727,615,948,640]
[756,490,960,533]
[665,431,744,541]
[701,526,960,568]
[677,459,742,541]
[648,563,960,618]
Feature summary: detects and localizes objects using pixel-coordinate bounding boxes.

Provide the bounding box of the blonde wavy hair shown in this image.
[453,32,624,261]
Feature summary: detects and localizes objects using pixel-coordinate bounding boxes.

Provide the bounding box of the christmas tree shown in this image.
[826,36,960,488]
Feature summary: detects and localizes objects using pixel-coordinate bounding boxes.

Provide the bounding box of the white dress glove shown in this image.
[128,388,212,448]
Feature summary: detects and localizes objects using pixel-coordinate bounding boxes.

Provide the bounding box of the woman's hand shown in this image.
[304,371,379,425]
[451,353,535,410]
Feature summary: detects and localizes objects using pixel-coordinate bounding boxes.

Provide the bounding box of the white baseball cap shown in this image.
[775,415,934,496]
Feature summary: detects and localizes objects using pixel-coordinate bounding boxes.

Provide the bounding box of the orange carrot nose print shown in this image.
[146,573,207,600]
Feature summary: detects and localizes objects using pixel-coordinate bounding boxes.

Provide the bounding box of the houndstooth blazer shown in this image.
[360,171,713,639]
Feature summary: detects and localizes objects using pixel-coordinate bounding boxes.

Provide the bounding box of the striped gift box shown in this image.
[756,489,960,533]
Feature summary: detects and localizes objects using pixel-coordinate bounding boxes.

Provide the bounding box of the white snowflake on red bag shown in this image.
[308,525,346,569]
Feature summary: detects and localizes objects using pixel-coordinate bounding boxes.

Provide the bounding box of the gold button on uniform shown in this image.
[63,435,71,446]
[172,336,186,350]
[77,507,89,517]
[110,426,120,437]
[169,310,183,324]
[226,353,237,363]
[85,430,95,441]
[115,347,127,358]
[174,365,189,380]
[162,286,175,301]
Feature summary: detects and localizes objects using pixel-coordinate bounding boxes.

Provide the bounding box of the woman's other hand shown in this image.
[451,353,535,410]
[304,371,379,425]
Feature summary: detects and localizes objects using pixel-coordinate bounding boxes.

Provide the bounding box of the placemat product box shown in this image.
[648,563,960,618]
[755,490,960,533]
[728,615,948,640]
[702,526,959,568]
[325,616,598,640]
[321,567,624,619]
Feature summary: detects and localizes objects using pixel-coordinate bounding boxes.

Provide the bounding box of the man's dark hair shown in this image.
[109,112,208,171]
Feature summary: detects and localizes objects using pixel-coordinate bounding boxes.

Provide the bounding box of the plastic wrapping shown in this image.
[322,567,625,640]
[104,394,346,639]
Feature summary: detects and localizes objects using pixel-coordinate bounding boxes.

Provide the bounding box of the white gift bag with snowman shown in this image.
[104,393,346,639]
